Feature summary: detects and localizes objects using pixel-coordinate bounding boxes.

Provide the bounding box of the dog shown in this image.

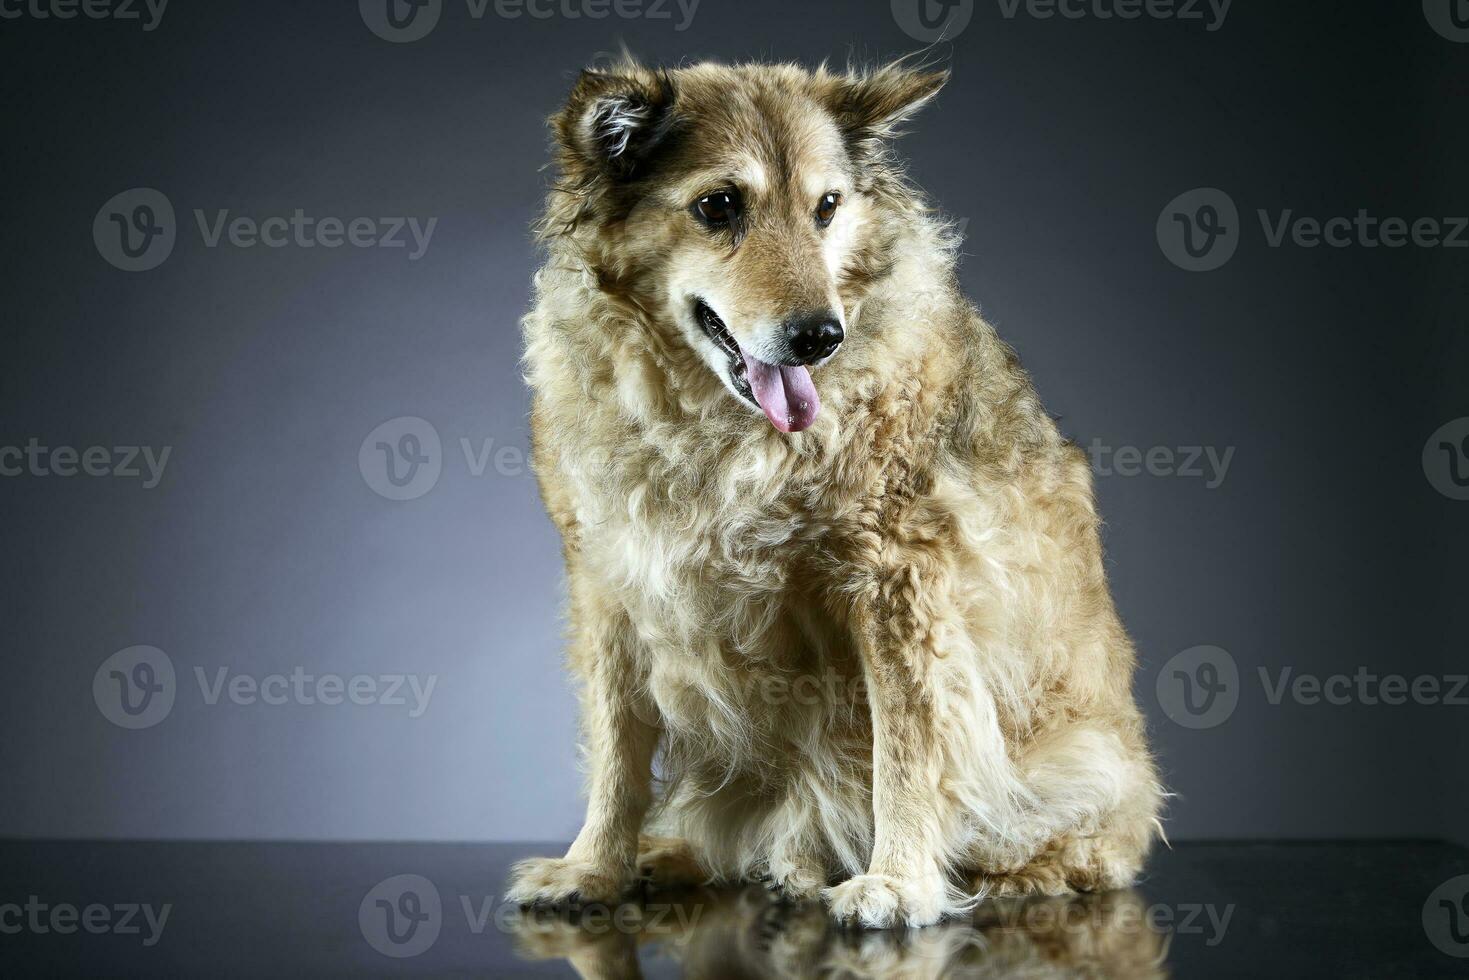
[506,54,1164,930]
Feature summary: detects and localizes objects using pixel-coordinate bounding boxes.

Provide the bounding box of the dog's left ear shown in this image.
[825,61,949,159]
[553,61,676,180]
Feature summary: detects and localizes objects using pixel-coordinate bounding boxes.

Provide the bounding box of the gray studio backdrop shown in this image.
[0,0,1464,845]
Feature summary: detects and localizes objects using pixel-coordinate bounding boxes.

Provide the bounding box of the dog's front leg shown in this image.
[507,594,657,909]
[824,560,952,929]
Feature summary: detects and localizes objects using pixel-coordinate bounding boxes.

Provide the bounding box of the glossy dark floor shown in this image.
[0,840,1465,977]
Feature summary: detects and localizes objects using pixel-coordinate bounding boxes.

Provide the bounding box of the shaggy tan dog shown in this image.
[507,54,1164,929]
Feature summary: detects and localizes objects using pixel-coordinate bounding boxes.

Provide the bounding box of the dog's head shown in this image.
[543,57,947,433]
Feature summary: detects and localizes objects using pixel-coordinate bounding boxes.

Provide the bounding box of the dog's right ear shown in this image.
[822,60,949,168]
[552,64,676,181]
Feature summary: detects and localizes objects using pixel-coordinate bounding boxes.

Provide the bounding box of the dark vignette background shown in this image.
[0,0,1464,851]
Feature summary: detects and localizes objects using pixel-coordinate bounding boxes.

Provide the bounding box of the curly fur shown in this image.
[506,54,1164,929]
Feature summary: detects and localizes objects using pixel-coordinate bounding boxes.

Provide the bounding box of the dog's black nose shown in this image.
[785,312,844,365]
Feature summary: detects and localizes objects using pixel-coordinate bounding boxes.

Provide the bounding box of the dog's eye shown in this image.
[694,191,740,228]
[815,192,843,228]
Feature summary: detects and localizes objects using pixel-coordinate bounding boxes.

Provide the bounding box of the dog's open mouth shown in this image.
[695,300,821,434]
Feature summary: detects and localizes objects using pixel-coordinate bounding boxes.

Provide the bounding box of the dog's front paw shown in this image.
[505,856,626,909]
[823,873,946,929]
[636,836,705,892]
[757,859,825,903]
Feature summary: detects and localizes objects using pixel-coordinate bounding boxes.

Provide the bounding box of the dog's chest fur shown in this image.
[571,431,871,755]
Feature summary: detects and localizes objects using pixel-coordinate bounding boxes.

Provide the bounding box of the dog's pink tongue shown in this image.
[743,352,821,433]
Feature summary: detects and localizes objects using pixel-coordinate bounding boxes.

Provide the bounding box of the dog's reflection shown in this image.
[511,887,1169,979]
